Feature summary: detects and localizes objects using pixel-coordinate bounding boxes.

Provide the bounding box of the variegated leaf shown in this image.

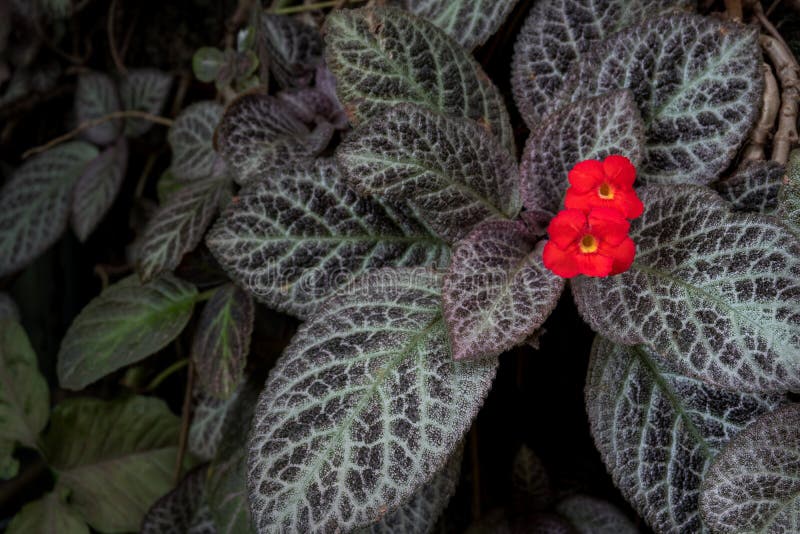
[70,138,128,242]
[565,13,762,184]
[555,495,638,534]
[586,337,784,533]
[573,186,800,393]
[189,390,237,462]
[324,6,515,154]
[442,220,563,360]
[120,68,173,137]
[169,101,225,181]
[75,72,121,144]
[141,466,216,534]
[259,13,323,88]
[337,103,521,242]
[7,489,89,534]
[700,404,800,533]
[57,275,197,390]
[777,149,800,236]
[247,269,497,532]
[206,159,449,319]
[0,141,98,276]
[716,159,784,213]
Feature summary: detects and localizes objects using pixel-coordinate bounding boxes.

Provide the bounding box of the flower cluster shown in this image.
[543,155,643,278]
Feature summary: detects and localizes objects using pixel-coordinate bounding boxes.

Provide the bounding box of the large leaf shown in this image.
[699,404,800,533]
[189,390,237,462]
[119,68,173,137]
[259,13,323,88]
[442,220,563,360]
[137,177,226,282]
[324,6,515,154]
[565,13,762,184]
[75,72,121,144]
[0,141,98,276]
[716,159,784,213]
[71,137,128,242]
[555,495,638,534]
[777,149,800,236]
[247,269,497,532]
[206,159,448,319]
[168,101,225,181]
[586,337,784,532]
[573,185,800,393]
[337,103,521,242]
[7,489,89,534]
[141,466,216,534]
[520,89,644,217]
[511,0,691,126]
[57,274,197,390]
[44,396,181,533]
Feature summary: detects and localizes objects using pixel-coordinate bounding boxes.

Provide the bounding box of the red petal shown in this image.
[606,237,636,275]
[543,241,580,278]
[603,155,636,188]
[547,209,586,249]
[588,207,630,246]
[567,160,604,192]
[563,188,595,213]
[617,188,644,219]
[575,252,613,277]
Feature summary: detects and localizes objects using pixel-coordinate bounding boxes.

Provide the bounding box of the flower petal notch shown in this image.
[564,155,643,219]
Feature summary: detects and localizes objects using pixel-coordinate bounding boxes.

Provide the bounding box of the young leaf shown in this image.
[573,185,800,393]
[206,159,449,319]
[442,220,563,360]
[192,284,254,399]
[168,101,225,181]
[70,137,128,242]
[716,159,784,213]
[57,274,197,390]
[0,141,98,277]
[555,495,637,534]
[75,72,121,145]
[566,13,762,185]
[512,445,552,510]
[586,337,784,532]
[520,89,644,217]
[0,293,20,322]
[141,466,216,534]
[193,47,226,83]
[137,177,226,282]
[700,404,800,533]
[7,489,89,534]
[324,6,515,154]
[247,269,497,532]
[189,389,237,462]
[259,13,323,88]
[119,68,173,137]
[43,396,181,533]
[776,149,800,236]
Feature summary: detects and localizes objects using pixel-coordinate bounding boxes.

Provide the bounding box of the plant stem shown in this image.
[146,358,189,391]
[195,287,221,303]
[761,35,800,164]
[271,0,364,15]
[174,359,194,485]
[743,63,780,161]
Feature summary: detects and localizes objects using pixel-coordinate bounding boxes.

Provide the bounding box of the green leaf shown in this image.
[157,169,185,204]
[324,6,515,155]
[7,489,89,534]
[57,275,197,390]
[716,160,784,213]
[247,269,497,532]
[555,495,638,534]
[337,103,521,242]
[700,404,800,533]
[168,101,225,181]
[573,185,800,393]
[0,292,20,321]
[74,72,121,145]
[141,466,216,534]
[0,440,19,479]
[586,337,784,532]
[777,149,800,236]
[0,141,98,276]
[193,47,226,83]
[44,396,181,533]
[119,68,173,137]
[189,390,236,461]
[259,13,323,88]
[70,138,128,242]
[442,220,563,360]
[206,159,449,319]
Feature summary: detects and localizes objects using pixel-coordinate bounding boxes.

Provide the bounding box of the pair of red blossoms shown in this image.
[542,155,643,278]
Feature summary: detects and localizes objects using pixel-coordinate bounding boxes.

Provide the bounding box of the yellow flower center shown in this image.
[579,234,599,254]
[598,182,614,199]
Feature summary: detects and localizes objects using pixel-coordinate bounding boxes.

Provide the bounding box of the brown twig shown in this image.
[743,63,781,160]
[174,357,194,485]
[725,0,743,20]
[754,2,800,70]
[108,0,128,75]
[761,35,800,164]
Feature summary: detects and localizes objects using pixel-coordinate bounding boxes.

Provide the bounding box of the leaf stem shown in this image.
[271,0,364,15]
[174,358,194,485]
[145,358,189,391]
[195,287,221,303]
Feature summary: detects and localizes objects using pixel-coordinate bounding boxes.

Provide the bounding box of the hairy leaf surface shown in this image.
[556,495,637,534]
[7,490,89,534]
[260,14,323,88]
[141,467,216,534]
[247,269,497,532]
[169,101,225,181]
[586,337,784,532]
[58,275,197,390]
[189,390,237,462]
[777,149,800,236]
[71,138,128,241]
[206,159,448,318]
[443,220,563,360]
[338,104,521,242]
[573,186,800,393]
[120,68,173,137]
[324,6,515,154]
[75,72,121,144]
[716,159,784,213]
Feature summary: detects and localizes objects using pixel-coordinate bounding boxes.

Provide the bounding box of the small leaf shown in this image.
[57,274,197,390]
[70,137,128,241]
[141,466,216,534]
[573,185,800,393]
[247,269,497,532]
[189,389,237,462]
[75,72,121,145]
[520,90,645,216]
[259,13,323,88]
[337,103,521,242]
[192,284,254,399]
[7,490,89,534]
[119,68,173,137]
[138,177,226,282]
[0,141,98,276]
[586,337,784,532]
[193,47,226,83]
[777,149,800,236]
[0,292,20,321]
[512,445,551,510]
[443,220,563,360]
[700,404,800,533]
[716,159,784,213]
[324,6,515,154]
[44,396,181,533]
[206,159,448,318]
[168,101,225,181]
[555,495,638,534]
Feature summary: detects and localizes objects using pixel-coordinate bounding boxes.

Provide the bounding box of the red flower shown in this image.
[542,208,635,278]
[564,155,644,219]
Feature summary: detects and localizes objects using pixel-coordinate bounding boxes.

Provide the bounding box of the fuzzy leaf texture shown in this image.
[43,396,181,533]
[0,141,97,277]
[75,72,121,144]
[565,13,762,184]
[716,159,784,213]
[442,220,563,360]
[7,490,89,534]
[777,149,800,236]
[206,159,448,319]
[247,269,497,532]
[555,495,638,534]
[189,390,237,461]
[57,274,197,390]
[119,68,172,137]
[699,404,800,533]
[141,467,216,534]
[585,337,784,532]
[337,103,521,242]
[260,13,323,88]
[324,6,515,154]
[573,186,800,393]
[169,101,225,181]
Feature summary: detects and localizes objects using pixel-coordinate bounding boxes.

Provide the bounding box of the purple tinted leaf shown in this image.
[141,467,215,534]
[119,68,173,137]
[259,13,323,88]
[75,72,121,145]
[716,160,784,214]
[168,101,225,181]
